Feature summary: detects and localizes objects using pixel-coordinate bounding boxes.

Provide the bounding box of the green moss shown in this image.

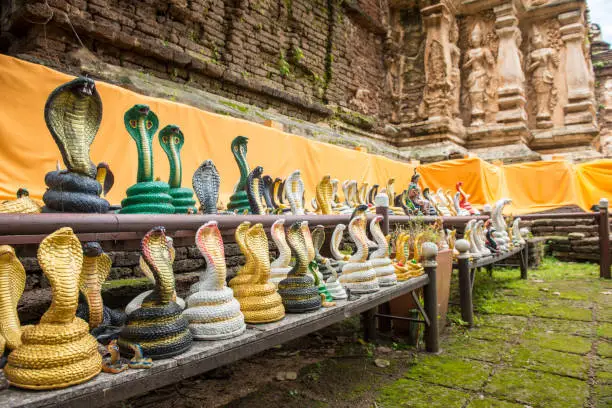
[443,338,509,364]
[468,325,520,342]
[594,383,612,407]
[508,345,589,379]
[478,314,529,330]
[485,368,588,408]
[404,356,492,391]
[528,317,593,337]
[598,323,612,339]
[478,299,539,316]
[219,100,250,114]
[521,330,592,355]
[102,277,150,290]
[598,341,612,357]
[377,379,470,408]
[466,398,525,408]
[533,302,593,321]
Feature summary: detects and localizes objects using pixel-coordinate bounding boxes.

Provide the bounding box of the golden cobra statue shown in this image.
[229,222,285,323]
[315,175,334,215]
[0,188,42,214]
[0,245,26,351]
[5,227,102,390]
[393,232,411,281]
[78,243,111,329]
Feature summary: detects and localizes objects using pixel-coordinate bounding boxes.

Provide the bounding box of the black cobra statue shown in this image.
[42,77,112,213]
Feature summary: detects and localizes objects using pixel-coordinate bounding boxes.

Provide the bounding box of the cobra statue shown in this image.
[330,223,350,274]
[315,175,334,215]
[269,219,292,286]
[512,218,526,245]
[393,232,424,280]
[456,182,480,215]
[367,184,379,206]
[491,198,512,250]
[369,216,397,286]
[76,242,126,343]
[277,222,322,313]
[42,77,111,213]
[182,221,246,340]
[0,245,26,368]
[0,188,42,214]
[311,225,336,280]
[434,188,453,216]
[284,170,305,215]
[118,227,193,359]
[158,125,196,214]
[484,219,499,253]
[351,204,378,250]
[125,236,185,315]
[339,215,379,294]
[120,104,175,214]
[262,175,276,210]
[269,177,289,213]
[357,182,368,206]
[453,192,471,216]
[192,159,220,214]
[5,228,102,389]
[246,166,267,215]
[229,222,285,323]
[227,136,251,213]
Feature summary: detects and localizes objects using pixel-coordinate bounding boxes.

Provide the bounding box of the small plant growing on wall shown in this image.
[279,51,291,77]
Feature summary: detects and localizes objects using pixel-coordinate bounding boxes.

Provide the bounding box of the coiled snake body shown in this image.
[182,221,246,340]
[5,228,102,390]
[278,222,322,313]
[118,227,192,359]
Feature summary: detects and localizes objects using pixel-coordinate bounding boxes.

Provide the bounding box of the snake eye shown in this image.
[146,120,153,130]
[173,136,180,144]
[129,120,137,128]
[162,136,169,144]
[233,146,239,153]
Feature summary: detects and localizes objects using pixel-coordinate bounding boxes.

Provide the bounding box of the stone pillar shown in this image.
[493,3,527,129]
[419,3,453,120]
[559,10,595,126]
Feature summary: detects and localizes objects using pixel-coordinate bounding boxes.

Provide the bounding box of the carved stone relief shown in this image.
[462,22,496,126]
[526,26,559,129]
[449,20,461,118]
[349,88,380,116]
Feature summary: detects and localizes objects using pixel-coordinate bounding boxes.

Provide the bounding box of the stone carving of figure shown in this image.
[384,33,402,123]
[463,23,495,126]
[527,26,559,129]
[449,20,461,118]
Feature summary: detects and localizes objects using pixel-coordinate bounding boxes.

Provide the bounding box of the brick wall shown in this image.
[0,0,389,128]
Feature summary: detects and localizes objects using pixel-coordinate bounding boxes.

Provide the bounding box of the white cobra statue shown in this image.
[368,216,397,286]
[284,169,305,215]
[269,219,292,286]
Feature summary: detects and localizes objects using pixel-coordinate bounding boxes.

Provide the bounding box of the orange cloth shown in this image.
[0,55,609,214]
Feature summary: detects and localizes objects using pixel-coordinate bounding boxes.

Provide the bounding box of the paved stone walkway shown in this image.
[377,259,611,408]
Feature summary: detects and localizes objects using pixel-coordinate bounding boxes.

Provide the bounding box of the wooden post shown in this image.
[519,243,528,280]
[600,198,611,279]
[422,242,439,353]
[362,308,376,342]
[376,194,392,332]
[456,239,473,327]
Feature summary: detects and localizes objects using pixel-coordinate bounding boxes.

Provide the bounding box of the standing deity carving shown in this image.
[463,23,495,126]
[527,26,559,129]
[384,33,402,123]
[449,20,461,118]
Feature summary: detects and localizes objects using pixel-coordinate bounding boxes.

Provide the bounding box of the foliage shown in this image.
[279,51,291,77]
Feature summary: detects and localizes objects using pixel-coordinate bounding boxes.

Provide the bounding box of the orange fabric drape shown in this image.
[0,55,609,215]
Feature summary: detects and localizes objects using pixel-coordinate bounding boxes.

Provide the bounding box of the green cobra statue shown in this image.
[227,136,251,213]
[119,105,174,214]
[158,125,196,214]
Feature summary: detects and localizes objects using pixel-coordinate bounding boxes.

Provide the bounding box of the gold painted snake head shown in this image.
[44,77,102,178]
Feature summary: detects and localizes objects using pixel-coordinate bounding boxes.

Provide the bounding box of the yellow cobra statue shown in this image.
[407,232,425,277]
[229,222,285,323]
[0,245,26,352]
[0,188,42,214]
[315,175,334,215]
[5,227,102,390]
[393,232,411,281]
